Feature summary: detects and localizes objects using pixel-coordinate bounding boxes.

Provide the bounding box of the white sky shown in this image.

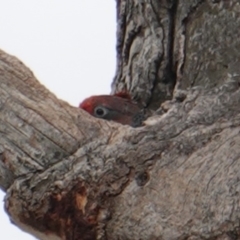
[0,1,116,239]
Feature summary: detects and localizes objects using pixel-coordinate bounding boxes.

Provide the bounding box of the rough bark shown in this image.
[1,0,240,239]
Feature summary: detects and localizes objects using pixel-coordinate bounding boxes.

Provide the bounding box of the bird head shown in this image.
[79,92,144,126]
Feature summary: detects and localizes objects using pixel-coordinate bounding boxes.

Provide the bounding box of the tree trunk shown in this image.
[1,0,240,239]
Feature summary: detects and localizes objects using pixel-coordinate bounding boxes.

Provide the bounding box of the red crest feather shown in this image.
[114,91,131,100]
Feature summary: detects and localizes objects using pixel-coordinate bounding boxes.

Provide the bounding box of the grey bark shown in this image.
[1,0,240,239]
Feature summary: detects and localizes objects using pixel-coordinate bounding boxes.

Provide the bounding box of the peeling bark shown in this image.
[1,0,240,239]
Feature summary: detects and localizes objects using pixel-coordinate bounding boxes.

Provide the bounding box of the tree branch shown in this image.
[2,47,240,239]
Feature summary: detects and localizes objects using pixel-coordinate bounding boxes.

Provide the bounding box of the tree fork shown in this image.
[1,0,240,239]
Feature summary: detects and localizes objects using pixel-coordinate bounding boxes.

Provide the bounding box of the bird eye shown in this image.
[94,106,108,118]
